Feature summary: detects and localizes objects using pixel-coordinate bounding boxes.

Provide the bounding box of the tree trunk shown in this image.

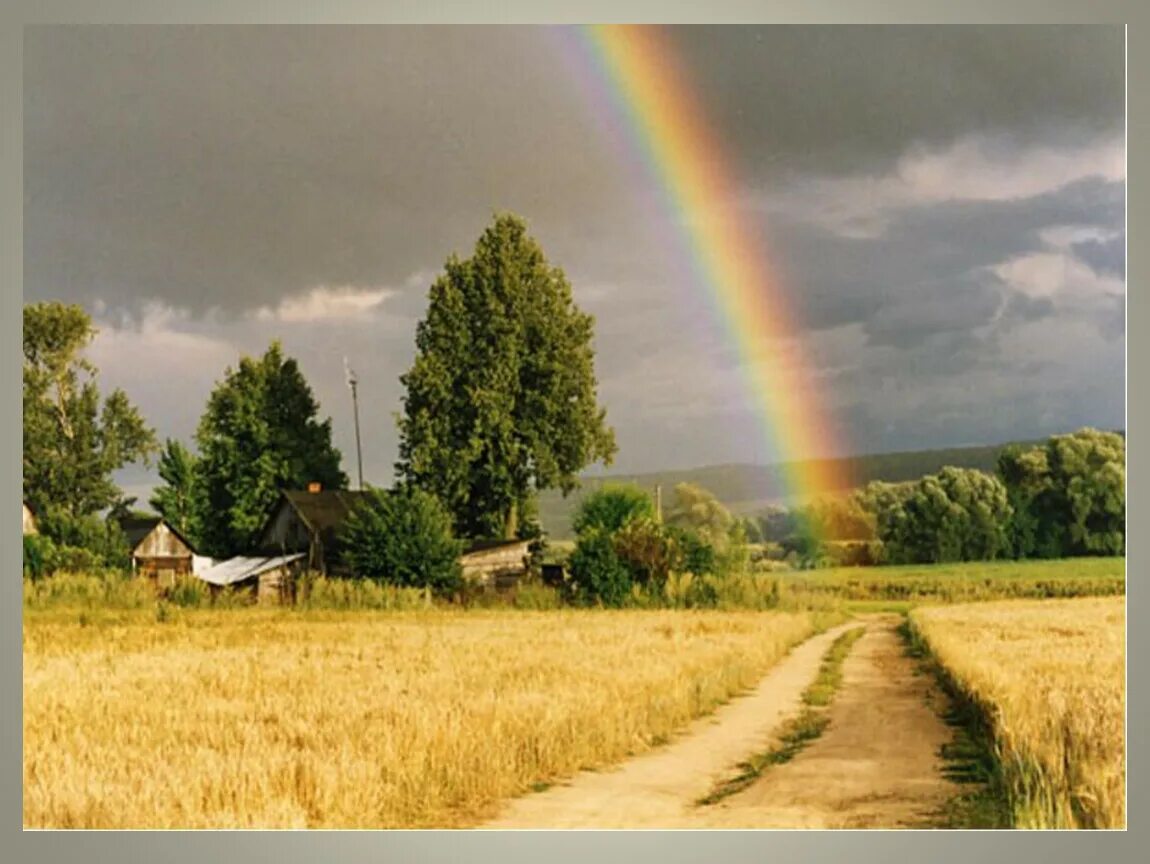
[504,501,518,540]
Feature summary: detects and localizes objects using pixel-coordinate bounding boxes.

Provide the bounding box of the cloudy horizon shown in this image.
[23,25,1126,500]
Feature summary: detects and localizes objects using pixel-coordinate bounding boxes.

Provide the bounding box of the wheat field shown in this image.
[910,597,1125,828]
[24,607,829,828]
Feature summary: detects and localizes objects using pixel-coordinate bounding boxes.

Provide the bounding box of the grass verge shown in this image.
[898,619,1013,829]
[696,625,867,806]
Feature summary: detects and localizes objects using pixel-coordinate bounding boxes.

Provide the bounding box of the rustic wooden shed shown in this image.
[258,488,370,575]
[120,516,197,587]
[22,502,38,536]
[460,539,532,590]
[195,553,306,605]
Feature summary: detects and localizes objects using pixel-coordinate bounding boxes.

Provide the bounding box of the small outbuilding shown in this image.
[22,501,38,536]
[120,516,198,587]
[460,539,533,591]
[195,553,306,605]
[258,487,371,575]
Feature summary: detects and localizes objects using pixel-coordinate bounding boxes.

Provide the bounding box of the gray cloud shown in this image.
[24,25,1125,485]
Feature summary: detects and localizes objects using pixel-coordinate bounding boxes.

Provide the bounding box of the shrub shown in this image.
[613,516,677,589]
[340,486,464,594]
[664,525,716,576]
[568,529,633,606]
[572,484,655,536]
[23,534,56,580]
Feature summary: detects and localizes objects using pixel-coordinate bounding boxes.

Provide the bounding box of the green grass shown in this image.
[697,625,867,806]
[777,557,1124,605]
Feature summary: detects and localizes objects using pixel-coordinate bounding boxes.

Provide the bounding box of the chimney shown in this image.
[308,482,322,494]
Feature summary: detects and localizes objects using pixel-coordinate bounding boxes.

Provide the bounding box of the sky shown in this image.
[23,25,1125,498]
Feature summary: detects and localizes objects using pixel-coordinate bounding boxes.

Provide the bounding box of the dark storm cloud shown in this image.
[665,25,1125,179]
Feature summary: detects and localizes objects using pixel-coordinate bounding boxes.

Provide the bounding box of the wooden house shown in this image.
[460,539,533,590]
[22,501,38,536]
[195,553,305,605]
[258,487,370,575]
[120,516,196,587]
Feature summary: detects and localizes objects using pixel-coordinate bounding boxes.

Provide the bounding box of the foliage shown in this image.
[878,467,1013,564]
[192,341,347,558]
[33,507,132,572]
[397,213,617,539]
[23,534,56,580]
[612,516,678,588]
[664,525,717,576]
[572,483,656,536]
[665,482,733,549]
[22,302,158,518]
[148,439,200,543]
[567,529,634,606]
[339,486,464,594]
[997,429,1125,559]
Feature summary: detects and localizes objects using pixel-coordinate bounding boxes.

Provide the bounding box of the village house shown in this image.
[22,501,38,536]
[256,485,533,591]
[460,538,533,591]
[119,516,207,587]
[195,553,306,605]
[258,486,371,575]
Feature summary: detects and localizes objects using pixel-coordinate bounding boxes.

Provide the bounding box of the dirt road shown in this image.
[482,615,960,829]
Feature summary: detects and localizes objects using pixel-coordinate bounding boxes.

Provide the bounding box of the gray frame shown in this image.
[4,2,1139,861]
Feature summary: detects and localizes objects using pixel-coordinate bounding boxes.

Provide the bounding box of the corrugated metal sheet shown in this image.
[195,553,305,586]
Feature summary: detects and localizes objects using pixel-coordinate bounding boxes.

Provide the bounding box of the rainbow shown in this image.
[559,25,851,504]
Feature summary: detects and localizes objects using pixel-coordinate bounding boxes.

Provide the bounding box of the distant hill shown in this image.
[536,437,1055,540]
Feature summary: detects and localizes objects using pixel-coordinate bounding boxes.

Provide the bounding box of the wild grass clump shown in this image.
[22,570,156,610]
[295,575,433,611]
[910,597,1125,829]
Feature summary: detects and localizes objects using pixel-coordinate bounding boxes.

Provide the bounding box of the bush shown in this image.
[23,534,56,579]
[613,516,677,589]
[665,525,716,576]
[340,486,464,594]
[34,507,131,570]
[568,529,633,606]
[572,484,656,536]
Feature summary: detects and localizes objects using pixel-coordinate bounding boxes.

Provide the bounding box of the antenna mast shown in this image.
[344,357,364,490]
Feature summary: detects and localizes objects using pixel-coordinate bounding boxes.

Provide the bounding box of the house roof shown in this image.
[461,538,533,557]
[118,515,197,555]
[195,553,305,586]
[280,489,372,537]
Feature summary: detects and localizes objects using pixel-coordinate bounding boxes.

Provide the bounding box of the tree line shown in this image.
[758,428,1125,567]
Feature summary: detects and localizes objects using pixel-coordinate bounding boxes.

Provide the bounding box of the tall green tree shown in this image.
[880,467,1012,564]
[23,302,158,519]
[397,213,617,539]
[193,341,347,557]
[665,482,734,549]
[998,429,1125,558]
[149,439,200,542]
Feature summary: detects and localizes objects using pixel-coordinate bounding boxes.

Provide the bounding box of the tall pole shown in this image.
[345,358,364,490]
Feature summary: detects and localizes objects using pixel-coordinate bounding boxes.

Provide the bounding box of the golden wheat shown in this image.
[24,607,829,828]
[911,597,1125,828]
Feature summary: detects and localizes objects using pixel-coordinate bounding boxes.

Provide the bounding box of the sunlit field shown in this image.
[910,596,1126,829]
[23,605,835,828]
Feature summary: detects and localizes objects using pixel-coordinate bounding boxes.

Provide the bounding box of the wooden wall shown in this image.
[22,504,37,536]
[461,542,531,589]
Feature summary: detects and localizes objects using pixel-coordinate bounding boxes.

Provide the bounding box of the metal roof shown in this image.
[195,553,305,586]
